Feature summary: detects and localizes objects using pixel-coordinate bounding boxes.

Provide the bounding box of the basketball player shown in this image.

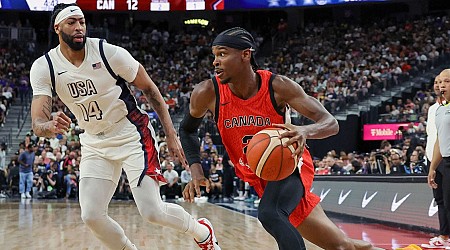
[30,3,220,250]
[427,69,450,248]
[180,27,375,250]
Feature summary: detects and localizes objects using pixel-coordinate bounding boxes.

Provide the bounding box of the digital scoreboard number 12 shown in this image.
[127,0,138,10]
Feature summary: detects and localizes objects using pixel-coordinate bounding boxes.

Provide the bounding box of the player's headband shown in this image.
[212,34,256,51]
[54,6,84,25]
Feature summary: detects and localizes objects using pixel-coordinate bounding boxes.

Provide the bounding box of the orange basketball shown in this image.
[246,128,298,181]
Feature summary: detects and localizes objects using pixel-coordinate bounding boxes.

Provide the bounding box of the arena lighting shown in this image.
[184,18,209,26]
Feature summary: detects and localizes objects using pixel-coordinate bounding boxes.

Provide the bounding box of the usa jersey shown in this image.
[214,70,306,187]
[30,38,140,135]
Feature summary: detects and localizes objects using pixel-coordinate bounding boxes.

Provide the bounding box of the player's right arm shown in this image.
[30,59,71,138]
[179,79,216,202]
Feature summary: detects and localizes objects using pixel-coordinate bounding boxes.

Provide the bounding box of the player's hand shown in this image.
[428,170,438,189]
[272,123,306,159]
[183,178,210,203]
[165,132,188,168]
[182,163,210,203]
[51,111,71,135]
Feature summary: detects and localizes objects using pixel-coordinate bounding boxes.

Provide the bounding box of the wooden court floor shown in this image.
[0,199,322,250]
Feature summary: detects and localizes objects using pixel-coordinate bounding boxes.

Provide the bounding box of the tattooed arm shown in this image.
[130,64,187,166]
[31,95,71,138]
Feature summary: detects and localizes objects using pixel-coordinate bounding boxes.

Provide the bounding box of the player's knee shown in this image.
[258,207,282,228]
[80,204,107,227]
[140,203,166,224]
[81,211,103,228]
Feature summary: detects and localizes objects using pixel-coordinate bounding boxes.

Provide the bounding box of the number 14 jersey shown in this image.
[30,38,140,135]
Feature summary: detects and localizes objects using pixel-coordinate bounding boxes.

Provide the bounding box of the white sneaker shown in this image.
[21,193,26,199]
[234,196,245,201]
[421,236,449,248]
[195,218,221,250]
[25,192,32,199]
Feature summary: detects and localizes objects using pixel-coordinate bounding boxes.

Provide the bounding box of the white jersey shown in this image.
[426,102,439,161]
[30,38,140,135]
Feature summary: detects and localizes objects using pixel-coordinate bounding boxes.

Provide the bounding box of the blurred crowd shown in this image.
[268,16,450,114]
[314,137,427,176]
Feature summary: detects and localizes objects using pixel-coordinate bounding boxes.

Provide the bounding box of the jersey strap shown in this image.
[44,53,56,96]
[99,39,117,79]
[211,77,220,123]
[268,73,284,116]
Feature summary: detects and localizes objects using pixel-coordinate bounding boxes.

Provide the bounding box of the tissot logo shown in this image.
[361,191,378,208]
[338,190,352,205]
[429,198,438,217]
[390,193,411,212]
[319,188,331,202]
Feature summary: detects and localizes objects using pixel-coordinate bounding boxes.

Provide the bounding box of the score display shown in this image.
[0,0,223,10]
[76,0,224,11]
[0,0,387,11]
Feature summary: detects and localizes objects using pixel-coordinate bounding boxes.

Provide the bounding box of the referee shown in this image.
[428,69,450,247]
[424,74,449,247]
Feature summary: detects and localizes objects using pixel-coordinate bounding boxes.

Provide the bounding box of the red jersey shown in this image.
[213,70,292,186]
[213,70,320,227]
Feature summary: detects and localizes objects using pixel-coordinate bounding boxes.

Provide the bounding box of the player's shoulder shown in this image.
[271,73,296,91]
[30,54,50,73]
[32,54,47,65]
[193,79,215,95]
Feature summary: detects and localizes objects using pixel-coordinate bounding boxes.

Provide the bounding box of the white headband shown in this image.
[54,6,84,26]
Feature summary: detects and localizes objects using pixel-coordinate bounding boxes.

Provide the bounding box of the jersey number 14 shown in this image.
[76,101,103,121]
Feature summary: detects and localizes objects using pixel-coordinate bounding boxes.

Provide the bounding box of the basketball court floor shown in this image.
[0,198,436,249]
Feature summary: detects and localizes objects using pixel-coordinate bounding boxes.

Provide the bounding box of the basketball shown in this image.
[246,128,298,181]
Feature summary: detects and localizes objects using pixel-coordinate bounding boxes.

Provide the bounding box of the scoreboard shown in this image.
[77,0,224,11]
[0,0,388,11]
